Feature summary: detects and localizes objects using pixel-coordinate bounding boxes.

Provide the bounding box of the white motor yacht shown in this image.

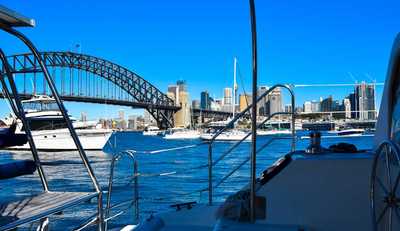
[200,129,251,142]
[163,128,200,140]
[336,128,365,137]
[143,126,161,136]
[257,129,291,136]
[5,95,112,151]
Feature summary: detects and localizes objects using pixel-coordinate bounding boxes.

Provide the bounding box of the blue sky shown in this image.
[0,0,399,120]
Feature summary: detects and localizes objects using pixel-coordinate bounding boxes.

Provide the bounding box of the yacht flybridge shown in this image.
[3,95,112,151]
[0,2,399,231]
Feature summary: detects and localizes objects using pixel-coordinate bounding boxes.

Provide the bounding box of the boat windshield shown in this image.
[22,100,59,112]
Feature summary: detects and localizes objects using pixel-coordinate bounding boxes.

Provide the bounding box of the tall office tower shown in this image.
[167,85,179,106]
[311,100,321,112]
[128,115,138,130]
[348,92,357,119]
[173,80,191,128]
[239,94,252,112]
[303,101,312,113]
[223,87,233,106]
[321,96,333,112]
[200,91,211,110]
[355,82,376,120]
[257,86,268,116]
[343,98,351,119]
[267,87,283,115]
[80,112,87,122]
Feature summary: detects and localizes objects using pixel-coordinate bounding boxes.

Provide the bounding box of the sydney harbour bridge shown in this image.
[0,51,231,128]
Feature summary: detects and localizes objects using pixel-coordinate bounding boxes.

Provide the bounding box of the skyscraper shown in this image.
[311,100,321,112]
[257,86,268,116]
[192,100,200,109]
[239,94,252,112]
[200,91,211,110]
[223,88,233,106]
[167,85,179,106]
[167,81,191,127]
[356,82,376,120]
[343,98,351,119]
[303,101,312,113]
[266,87,283,115]
[348,92,357,119]
[321,96,333,112]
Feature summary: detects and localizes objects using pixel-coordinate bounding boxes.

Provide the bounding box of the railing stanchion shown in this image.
[134,157,139,224]
[208,143,213,205]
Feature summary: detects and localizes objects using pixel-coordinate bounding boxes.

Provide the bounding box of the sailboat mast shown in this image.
[233,57,237,118]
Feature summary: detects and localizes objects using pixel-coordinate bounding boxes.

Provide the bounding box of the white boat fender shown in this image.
[132,215,164,231]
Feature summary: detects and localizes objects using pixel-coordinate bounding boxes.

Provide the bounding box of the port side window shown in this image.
[391,57,400,143]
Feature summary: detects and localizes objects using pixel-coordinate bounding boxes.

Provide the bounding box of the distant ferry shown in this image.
[4,95,112,151]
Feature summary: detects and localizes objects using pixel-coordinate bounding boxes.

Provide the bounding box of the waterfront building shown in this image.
[80,112,87,122]
[311,100,321,112]
[223,87,233,106]
[257,86,269,116]
[348,92,357,119]
[192,100,200,109]
[167,85,180,106]
[239,94,252,112]
[356,82,376,120]
[200,91,211,110]
[128,115,138,130]
[343,98,351,119]
[170,80,191,128]
[210,101,222,111]
[347,82,376,120]
[303,101,312,113]
[295,106,304,113]
[215,99,224,107]
[321,96,333,112]
[266,87,283,116]
[284,104,292,113]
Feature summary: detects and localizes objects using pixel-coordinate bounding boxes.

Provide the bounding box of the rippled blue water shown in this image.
[0,131,373,230]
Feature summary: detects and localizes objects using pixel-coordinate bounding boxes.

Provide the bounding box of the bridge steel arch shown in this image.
[3,51,180,128]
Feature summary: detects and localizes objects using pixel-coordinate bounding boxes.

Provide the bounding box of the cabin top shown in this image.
[21,95,58,112]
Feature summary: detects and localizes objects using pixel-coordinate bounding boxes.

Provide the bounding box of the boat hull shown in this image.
[7,129,112,151]
[163,132,200,140]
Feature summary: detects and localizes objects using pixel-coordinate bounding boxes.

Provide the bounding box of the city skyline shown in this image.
[0,0,397,120]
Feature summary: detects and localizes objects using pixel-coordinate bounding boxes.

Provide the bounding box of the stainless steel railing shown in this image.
[103,84,296,225]
[0,22,104,230]
[206,84,296,205]
[105,150,139,230]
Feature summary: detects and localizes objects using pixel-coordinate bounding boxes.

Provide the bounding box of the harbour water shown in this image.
[0,131,374,230]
